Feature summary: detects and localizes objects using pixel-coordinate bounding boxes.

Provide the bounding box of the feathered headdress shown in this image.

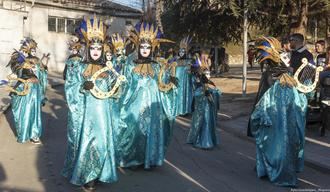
[255,36,281,64]
[128,22,174,51]
[104,43,111,53]
[68,36,82,50]
[80,14,106,44]
[179,36,192,50]
[6,50,26,73]
[109,33,125,54]
[19,37,37,53]
[200,53,210,70]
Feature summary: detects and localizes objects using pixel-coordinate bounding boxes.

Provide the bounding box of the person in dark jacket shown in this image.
[289,33,314,74]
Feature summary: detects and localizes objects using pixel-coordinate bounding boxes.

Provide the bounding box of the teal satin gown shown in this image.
[62,56,86,179]
[65,64,118,186]
[251,81,307,187]
[11,64,44,143]
[39,65,48,105]
[116,55,175,169]
[187,86,221,149]
[175,59,193,115]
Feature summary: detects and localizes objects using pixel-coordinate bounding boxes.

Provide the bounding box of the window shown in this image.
[66,19,75,34]
[48,17,56,32]
[58,18,65,33]
[48,16,81,34]
[125,20,132,25]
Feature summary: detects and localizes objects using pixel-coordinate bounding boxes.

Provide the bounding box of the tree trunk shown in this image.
[326,16,330,46]
[155,0,164,33]
[290,0,308,36]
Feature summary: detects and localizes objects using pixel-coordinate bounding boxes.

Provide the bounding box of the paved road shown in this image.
[0,84,329,192]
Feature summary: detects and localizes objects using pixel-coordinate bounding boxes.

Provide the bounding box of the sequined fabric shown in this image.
[115,54,175,169]
[251,81,307,187]
[175,59,193,116]
[187,87,221,149]
[11,64,44,143]
[62,57,85,179]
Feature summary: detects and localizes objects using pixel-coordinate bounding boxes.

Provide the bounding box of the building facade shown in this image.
[0,0,142,80]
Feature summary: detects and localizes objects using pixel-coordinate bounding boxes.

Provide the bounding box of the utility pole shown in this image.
[242,1,248,96]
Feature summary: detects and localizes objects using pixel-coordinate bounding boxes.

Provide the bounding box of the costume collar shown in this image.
[296,46,307,53]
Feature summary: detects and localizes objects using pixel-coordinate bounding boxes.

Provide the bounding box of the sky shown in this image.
[110,0,143,10]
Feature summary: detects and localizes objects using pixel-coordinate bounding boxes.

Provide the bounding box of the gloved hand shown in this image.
[83,81,94,90]
[205,90,211,97]
[170,76,179,86]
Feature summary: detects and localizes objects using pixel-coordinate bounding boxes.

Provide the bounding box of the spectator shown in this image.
[247,45,255,68]
[289,33,314,73]
[281,37,291,52]
[320,46,330,81]
[281,37,291,67]
[315,40,327,67]
[209,48,216,74]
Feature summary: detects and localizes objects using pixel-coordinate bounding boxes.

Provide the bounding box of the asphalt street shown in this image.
[0,74,329,192]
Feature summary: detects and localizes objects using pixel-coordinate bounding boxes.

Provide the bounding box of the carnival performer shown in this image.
[246,37,291,137]
[116,21,176,169]
[63,15,121,190]
[250,37,307,187]
[174,36,193,116]
[7,38,47,144]
[62,36,85,180]
[109,33,127,74]
[187,63,221,149]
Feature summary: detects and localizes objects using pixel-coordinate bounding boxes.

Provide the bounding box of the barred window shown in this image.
[58,18,65,33]
[48,17,57,32]
[66,19,75,34]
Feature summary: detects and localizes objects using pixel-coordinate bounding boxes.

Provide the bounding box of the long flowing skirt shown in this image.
[251,81,307,187]
[187,88,221,149]
[11,82,43,143]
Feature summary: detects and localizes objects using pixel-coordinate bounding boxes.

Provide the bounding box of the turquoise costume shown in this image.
[250,37,307,187]
[68,76,118,185]
[11,64,44,143]
[175,36,193,115]
[251,81,306,186]
[62,54,85,179]
[62,16,118,187]
[175,59,193,115]
[116,55,175,168]
[116,22,176,169]
[7,38,46,143]
[187,85,221,149]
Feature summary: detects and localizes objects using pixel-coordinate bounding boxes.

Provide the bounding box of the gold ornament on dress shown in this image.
[158,58,177,92]
[293,58,323,93]
[89,61,127,99]
[6,73,31,96]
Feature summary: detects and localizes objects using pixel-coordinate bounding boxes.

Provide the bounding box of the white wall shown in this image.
[0,8,26,80]
[0,1,138,79]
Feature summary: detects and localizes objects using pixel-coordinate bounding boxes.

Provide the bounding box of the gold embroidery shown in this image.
[133,64,155,77]
[83,64,107,78]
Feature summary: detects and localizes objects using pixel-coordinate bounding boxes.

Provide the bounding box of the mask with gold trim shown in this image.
[19,37,37,57]
[109,33,126,57]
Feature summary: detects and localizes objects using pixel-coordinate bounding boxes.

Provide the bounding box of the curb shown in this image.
[221,121,330,175]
